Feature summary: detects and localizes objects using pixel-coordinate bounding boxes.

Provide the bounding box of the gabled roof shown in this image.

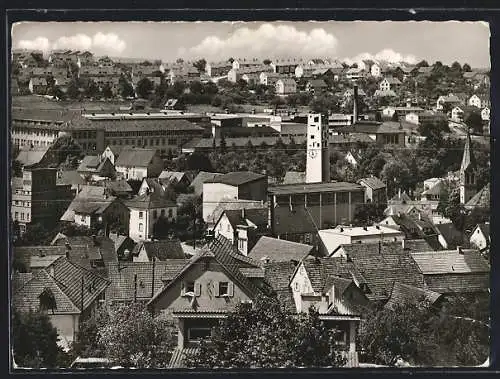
[57,170,86,186]
[263,261,298,313]
[106,260,189,302]
[389,191,412,204]
[114,147,157,168]
[16,146,50,167]
[249,236,313,263]
[61,192,118,222]
[385,282,442,309]
[124,191,176,209]
[382,77,401,85]
[104,179,133,194]
[148,235,262,306]
[276,78,296,85]
[465,183,490,209]
[474,223,490,239]
[410,250,489,274]
[207,199,265,226]
[159,171,189,183]
[189,171,224,196]
[301,257,359,294]
[435,222,463,247]
[222,208,268,230]
[77,155,111,173]
[131,240,185,260]
[358,176,386,190]
[422,180,447,196]
[52,235,119,269]
[204,171,267,186]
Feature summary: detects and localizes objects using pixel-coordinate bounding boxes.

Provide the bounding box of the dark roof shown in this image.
[307,79,328,88]
[389,191,412,204]
[435,223,463,247]
[16,146,50,167]
[207,200,266,226]
[52,235,119,269]
[115,147,157,168]
[385,282,442,309]
[263,261,298,313]
[131,240,185,260]
[57,170,86,186]
[269,181,364,195]
[124,191,176,209]
[301,257,358,294]
[329,133,376,145]
[359,176,386,190]
[466,183,490,210]
[104,179,133,194]
[222,208,268,229]
[338,121,405,135]
[106,260,189,302]
[205,171,267,186]
[249,236,313,263]
[12,272,34,292]
[189,171,224,196]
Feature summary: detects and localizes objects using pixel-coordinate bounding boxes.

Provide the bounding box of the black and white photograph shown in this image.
[9,20,491,370]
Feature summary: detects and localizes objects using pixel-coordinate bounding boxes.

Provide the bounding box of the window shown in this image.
[20,213,24,220]
[14,212,18,220]
[139,211,144,219]
[138,223,143,232]
[188,328,212,342]
[153,210,158,219]
[81,216,86,222]
[168,209,173,217]
[161,209,165,217]
[182,281,196,296]
[219,282,229,296]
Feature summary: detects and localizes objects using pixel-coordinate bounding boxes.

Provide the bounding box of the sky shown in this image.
[11,21,491,68]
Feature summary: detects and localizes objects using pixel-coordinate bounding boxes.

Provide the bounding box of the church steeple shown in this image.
[459,129,477,204]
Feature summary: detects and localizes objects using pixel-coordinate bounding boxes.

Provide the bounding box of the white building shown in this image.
[275,78,297,95]
[306,114,330,184]
[469,223,490,251]
[260,72,280,86]
[371,63,381,77]
[319,225,405,256]
[481,107,490,121]
[468,94,482,108]
[114,147,163,181]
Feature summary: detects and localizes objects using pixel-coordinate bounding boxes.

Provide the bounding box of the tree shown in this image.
[119,76,135,98]
[353,203,386,226]
[465,112,484,135]
[66,79,80,100]
[462,63,472,72]
[12,310,68,368]
[71,306,109,358]
[380,160,411,198]
[263,59,272,65]
[358,300,439,366]
[184,296,347,368]
[101,83,114,99]
[391,112,399,122]
[193,59,207,73]
[444,188,467,233]
[98,302,176,368]
[136,78,154,99]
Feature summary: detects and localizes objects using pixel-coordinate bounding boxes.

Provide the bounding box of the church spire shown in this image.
[460,129,476,175]
[459,129,477,205]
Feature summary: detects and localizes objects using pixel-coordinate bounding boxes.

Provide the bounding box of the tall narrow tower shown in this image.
[306,113,330,184]
[459,130,477,204]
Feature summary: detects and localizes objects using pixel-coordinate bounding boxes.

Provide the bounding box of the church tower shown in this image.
[459,130,478,204]
[306,113,330,183]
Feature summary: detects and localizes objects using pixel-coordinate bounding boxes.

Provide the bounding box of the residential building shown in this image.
[451,105,480,123]
[101,145,119,165]
[232,58,263,70]
[206,61,233,77]
[241,73,259,85]
[77,155,116,181]
[469,223,490,251]
[12,256,110,351]
[379,77,401,92]
[358,176,386,204]
[168,66,200,84]
[77,51,94,66]
[434,222,465,249]
[436,94,462,111]
[370,63,381,77]
[267,181,365,243]
[125,191,177,242]
[206,199,265,230]
[114,147,164,180]
[404,111,447,125]
[468,94,483,108]
[335,121,405,146]
[306,114,330,184]
[319,225,405,256]
[248,236,313,263]
[384,282,442,310]
[15,146,49,168]
[379,214,439,243]
[459,131,478,204]
[131,239,185,262]
[270,58,301,75]
[275,78,297,95]
[213,207,269,255]
[227,65,273,83]
[202,171,268,222]
[259,71,280,86]
[158,171,192,188]
[12,167,73,235]
[410,249,490,294]
[305,79,328,94]
[28,77,48,94]
[189,171,224,197]
[345,67,367,81]
[481,107,490,122]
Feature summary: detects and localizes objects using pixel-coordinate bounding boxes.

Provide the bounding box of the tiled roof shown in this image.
[207,199,265,226]
[131,240,185,261]
[329,133,375,145]
[223,208,268,230]
[263,261,299,313]
[52,235,119,269]
[189,171,224,196]
[158,171,189,183]
[249,236,313,263]
[466,183,490,209]
[385,282,442,309]
[410,250,490,274]
[12,272,33,292]
[204,171,267,186]
[16,146,50,167]
[358,176,386,190]
[56,170,86,186]
[307,79,328,87]
[30,255,62,270]
[239,267,265,278]
[302,257,357,294]
[435,223,463,247]
[13,269,81,314]
[61,193,117,222]
[106,260,189,302]
[115,147,157,168]
[104,179,133,194]
[124,192,176,209]
[389,191,412,204]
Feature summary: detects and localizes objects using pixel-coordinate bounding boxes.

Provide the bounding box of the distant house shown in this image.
[374,89,397,98]
[306,79,328,94]
[465,183,490,212]
[481,107,490,122]
[28,77,48,94]
[379,77,401,92]
[12,256,110,351]
[358,176,386,204]
[114,147,163,180]
[77,155,116,181]
[275,78,297,95]
[405,111,447,126]
[434,222,464,249]
[410,249,490,294]
[158,171,191,187]
[259,72,280,86]
[202,171,268,222]
[469,223,490,251]
[213,207,269,255]
[101,145,120,165]
[385,282,442,310]
[131,239,185,262]
[248,236,313,263]
[379,213,438,242]
[241,72,260,85]
[206,61,233,77]
[270,58,302,75]
[468,94,483,108]
[451,105,480,123]
[436,94,462,111]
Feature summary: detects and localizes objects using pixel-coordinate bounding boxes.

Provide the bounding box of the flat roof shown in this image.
[268,181,364,195]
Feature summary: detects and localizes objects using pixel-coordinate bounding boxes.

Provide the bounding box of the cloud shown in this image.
[344,48,417,67]
[17,36,50,52]
[15,32,126,55]
[182,23,338,60]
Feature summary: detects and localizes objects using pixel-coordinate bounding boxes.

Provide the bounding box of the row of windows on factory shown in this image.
[110,138,179,147]
[14,139,53,147]
[13,211,30,221]
[138,209,173,219]
[73,131,98,139]
[106,130,198,137]
[13,129,59,138]
[275,192,364,206]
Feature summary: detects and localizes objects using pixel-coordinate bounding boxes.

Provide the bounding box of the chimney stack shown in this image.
[352,85,359,124]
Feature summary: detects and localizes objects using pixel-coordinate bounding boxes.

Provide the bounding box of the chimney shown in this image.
[402,239,406,249]
[457,246,464,254]
[352,85,358,123]
[241,208,245,219]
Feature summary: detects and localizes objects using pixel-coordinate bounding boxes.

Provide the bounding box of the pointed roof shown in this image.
[460,131,476,175]
[465,183,490,210]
